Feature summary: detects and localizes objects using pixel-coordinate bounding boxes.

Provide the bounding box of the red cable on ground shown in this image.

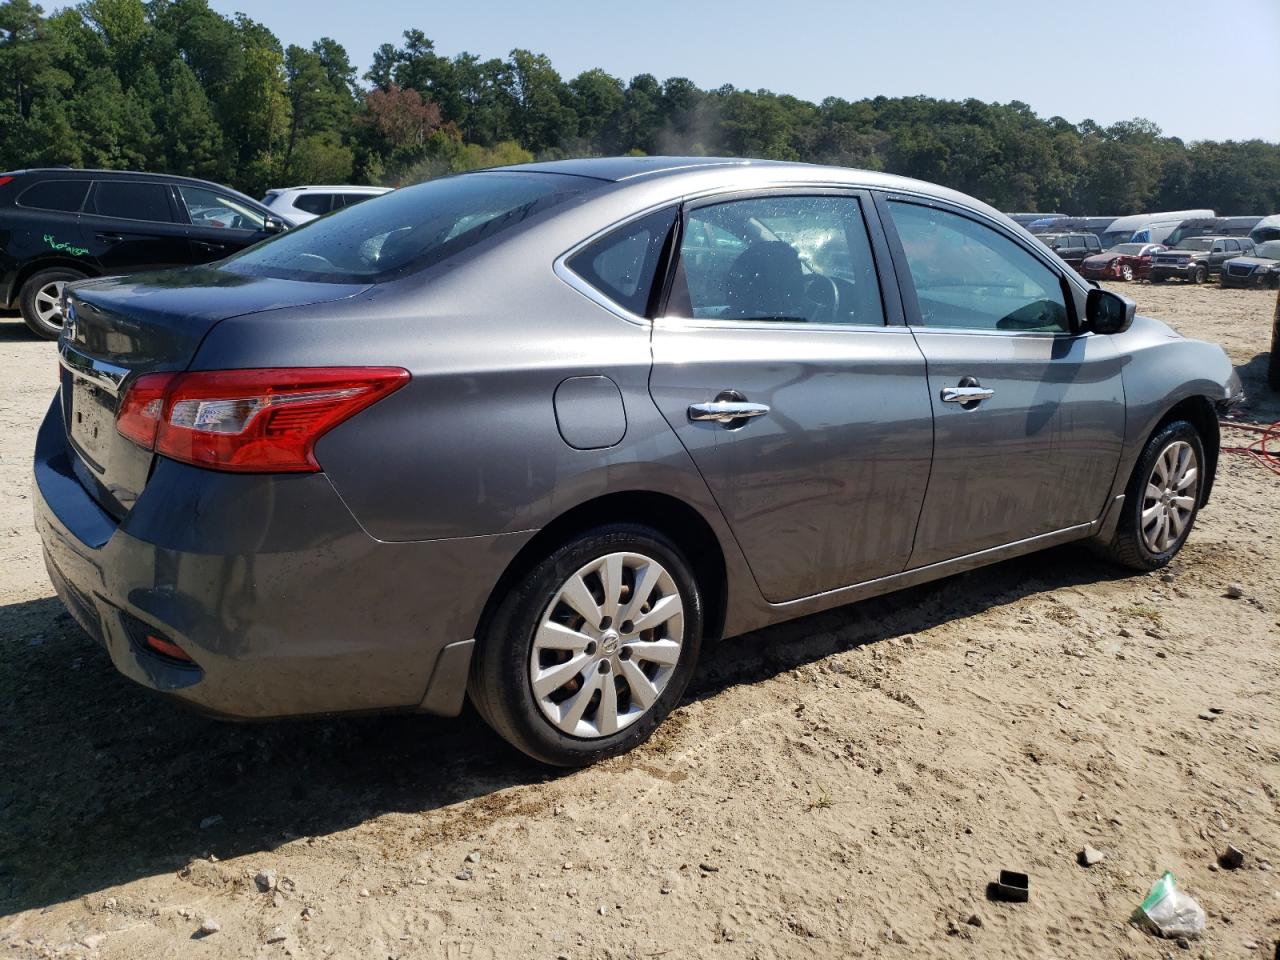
[1219,418,1280,477]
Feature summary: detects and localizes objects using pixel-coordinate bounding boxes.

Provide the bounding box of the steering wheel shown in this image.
[803,275,840,323]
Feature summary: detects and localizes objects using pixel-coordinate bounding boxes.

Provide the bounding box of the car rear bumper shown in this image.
[33,396,533,720]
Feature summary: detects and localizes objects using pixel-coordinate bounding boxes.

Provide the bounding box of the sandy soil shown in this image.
[0,285,1277,960]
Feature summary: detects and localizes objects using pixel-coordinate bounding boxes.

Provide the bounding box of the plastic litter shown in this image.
[1135,871,1205,940]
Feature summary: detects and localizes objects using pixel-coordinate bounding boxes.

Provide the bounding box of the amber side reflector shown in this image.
[145,634,194,663]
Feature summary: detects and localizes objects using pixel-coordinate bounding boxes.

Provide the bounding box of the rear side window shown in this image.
[294,193,332,215]
[16,179,89,212]
[567,207,676,316]
[90,181,173,222]
[339,193,378,208]
[223,172,599,283]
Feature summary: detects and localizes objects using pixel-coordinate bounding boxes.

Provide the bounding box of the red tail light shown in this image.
[116,367,409,473]
[0,176,14,189]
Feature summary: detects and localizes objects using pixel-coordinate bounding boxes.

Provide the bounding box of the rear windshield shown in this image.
[222,172,599,283]
[1109,243,1147,254]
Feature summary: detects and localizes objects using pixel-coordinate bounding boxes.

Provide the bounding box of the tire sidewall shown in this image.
[20,268,84,340]
[475,524,704,766]
[1123,420,1205,567]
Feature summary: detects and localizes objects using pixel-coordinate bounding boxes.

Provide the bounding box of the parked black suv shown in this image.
[1149,236,1254,284]
[1035,232,1102,270]
[0,168,285,338]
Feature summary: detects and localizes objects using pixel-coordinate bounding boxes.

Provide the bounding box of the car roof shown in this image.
[485,156,1013,225]
[2,167,269,211]
[272,185,390,193]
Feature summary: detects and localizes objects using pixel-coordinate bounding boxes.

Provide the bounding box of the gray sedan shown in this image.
[35,157,1242,766]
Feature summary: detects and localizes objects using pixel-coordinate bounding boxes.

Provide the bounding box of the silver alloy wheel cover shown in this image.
[529,551,685,739]
[33,281,67,328]
[1141,439,1199,554]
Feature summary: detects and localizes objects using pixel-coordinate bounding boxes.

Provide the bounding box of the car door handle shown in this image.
[941,381,996,404]
[688,400,770,424]
[94,232,124,244]
[192,240,227,251]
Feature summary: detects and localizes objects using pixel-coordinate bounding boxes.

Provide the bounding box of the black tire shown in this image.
[469,523,704,766]
[1191,265,1207,285]
[19,267,86,339]
[1150,274,1166,284]
[1096,420,1205,571]
[1120,263,1134,282]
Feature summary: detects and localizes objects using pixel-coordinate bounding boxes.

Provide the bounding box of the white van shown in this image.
[1106,210,1216,248]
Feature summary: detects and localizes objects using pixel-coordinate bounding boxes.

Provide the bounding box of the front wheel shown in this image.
[1191,265,1208,284]
[19,267,86,340]
[1097,420,1204,570]
[469,524,704,766]
[1120,263,1135,282]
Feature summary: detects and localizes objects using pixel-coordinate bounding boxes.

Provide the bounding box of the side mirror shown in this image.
[1085,287,1135,335]
[263,216,286,235]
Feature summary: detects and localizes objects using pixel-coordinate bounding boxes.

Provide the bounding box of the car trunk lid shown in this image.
[59,267,370,518]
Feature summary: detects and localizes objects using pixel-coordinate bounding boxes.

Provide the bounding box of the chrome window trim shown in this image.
[652,316,912,335]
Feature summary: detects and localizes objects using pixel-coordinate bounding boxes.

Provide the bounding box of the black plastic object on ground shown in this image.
[988,870,1030,903]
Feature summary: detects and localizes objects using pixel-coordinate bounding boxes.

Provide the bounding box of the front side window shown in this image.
[223,172,598,284]
[567,207,676,316]
[16,179,89,212]
[176,185,266,231]
[669,194,885,326]
[888,200,1070,333]
[90,181,173,222]
[1224,239,1240,252]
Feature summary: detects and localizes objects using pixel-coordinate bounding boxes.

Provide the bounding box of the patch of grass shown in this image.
[807,793,833,811]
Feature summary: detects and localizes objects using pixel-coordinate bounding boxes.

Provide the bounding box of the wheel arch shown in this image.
[473,490,730,648]
[11,257,97,307]
[1152,394,1220,505]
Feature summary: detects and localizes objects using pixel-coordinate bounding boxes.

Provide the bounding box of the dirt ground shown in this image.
[0,284,1277,960]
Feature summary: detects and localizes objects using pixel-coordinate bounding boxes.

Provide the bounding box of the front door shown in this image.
[171,183,272,264]
[879,197,1126,568]
[648,191,934,603]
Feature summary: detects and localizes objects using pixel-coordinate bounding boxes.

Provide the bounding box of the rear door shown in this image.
[172,183,273,263]
[878,195,1125,568]
[79,180,188,273]
[647,190,934,602]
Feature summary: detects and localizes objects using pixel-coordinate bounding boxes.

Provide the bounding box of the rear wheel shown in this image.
[19,267,85,339]
[1097,420,1204,570]
[469,524,704,766]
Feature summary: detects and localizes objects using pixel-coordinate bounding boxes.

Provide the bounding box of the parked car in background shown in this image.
[34,157,1241,766]
[262,185,393,225]
[1163,216,1264,248]
[1102,209,1215,248]
[1250,214,1280,245]
[0,168,285,338]
[1220,239,1280,289]
[1036,232,1103,269]
[1080,242,1167,282]
[1150,236,1251,283]
[1008,212,1064,228]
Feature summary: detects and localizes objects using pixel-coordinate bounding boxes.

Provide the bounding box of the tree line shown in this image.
[2,0,1278,214]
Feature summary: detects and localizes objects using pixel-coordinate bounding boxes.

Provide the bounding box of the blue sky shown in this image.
[206,0,1280,143]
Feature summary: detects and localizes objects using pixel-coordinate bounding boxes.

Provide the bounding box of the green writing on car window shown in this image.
[43,234,89,257]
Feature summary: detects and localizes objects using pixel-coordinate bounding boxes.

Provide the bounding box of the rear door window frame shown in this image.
[655,186,905,331]
[84,179,180,224]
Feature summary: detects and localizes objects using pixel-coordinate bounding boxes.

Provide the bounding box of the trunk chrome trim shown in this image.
[57,341,129,396]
